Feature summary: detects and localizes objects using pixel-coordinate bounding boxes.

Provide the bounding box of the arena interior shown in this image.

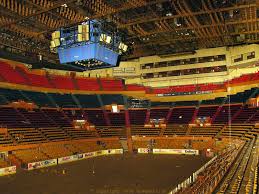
[0,0,259,194]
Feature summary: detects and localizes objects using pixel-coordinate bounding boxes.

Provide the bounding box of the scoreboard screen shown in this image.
[58,43,119,67]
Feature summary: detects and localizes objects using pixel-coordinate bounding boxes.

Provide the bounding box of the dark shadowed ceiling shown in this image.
[0,0,258,66]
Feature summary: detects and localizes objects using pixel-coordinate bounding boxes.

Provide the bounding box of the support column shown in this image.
[211,106,222,124]
[230,105,244,123]
[166,108,173,123]
[191,107,199,123]
[125,110,133,153]
[145,109,150,124]
[97,95,111,126]
[123,96,132,153]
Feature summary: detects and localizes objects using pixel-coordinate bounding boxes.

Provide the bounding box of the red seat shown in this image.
[0,62,27,84]
[77,78,100,91]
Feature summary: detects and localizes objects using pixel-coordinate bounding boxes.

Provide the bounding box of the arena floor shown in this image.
[0,154,209,194]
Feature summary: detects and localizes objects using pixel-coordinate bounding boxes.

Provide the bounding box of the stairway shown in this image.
[119,138,128,152]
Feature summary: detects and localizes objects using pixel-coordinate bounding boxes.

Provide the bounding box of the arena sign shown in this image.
[27,159,57,170]
[153,149,199,155]
[58,149,124,164]
[0,166,16,176]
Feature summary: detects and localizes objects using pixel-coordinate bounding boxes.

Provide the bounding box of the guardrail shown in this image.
[26,149,123,170]
[168,156,217,194]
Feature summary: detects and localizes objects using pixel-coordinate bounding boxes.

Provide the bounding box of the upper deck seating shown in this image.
[26,73,52,88]
[51,75,75,90]
[76,77,100,91]
[100,79,124,91]
[0,62,27,84]
[126,84,145,91]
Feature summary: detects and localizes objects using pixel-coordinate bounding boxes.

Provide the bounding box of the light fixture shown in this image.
[119,42,128,52]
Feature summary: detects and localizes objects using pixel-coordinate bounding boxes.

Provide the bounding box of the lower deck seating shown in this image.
[0,133,13,145]
[14,148,49,163]
[221,124,253,137]
[12,139,121,164]
[96,126,126,137]
[189,125,224,136]
[163,124,188,136]
[0,160,8,168]
[40,144,74,158]
[8,128,46,144]
[40,128,70,141]
[131,125,160,136]
[132,140,149,149]
[191,139,215,150]
[64,127,97,139]
[71,139,121,153]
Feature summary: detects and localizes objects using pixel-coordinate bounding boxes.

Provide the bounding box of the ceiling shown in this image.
[0,0,259,66]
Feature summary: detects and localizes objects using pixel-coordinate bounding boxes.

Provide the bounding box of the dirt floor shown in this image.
[0,154,209,194]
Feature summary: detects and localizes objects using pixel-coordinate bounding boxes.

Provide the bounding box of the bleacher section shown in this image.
[49,93,77,108]
[0,107,31,128]
[213,104,242,124]
[0,132,13,145]
[129,109,146,125]
[189,125,223,137]
[41,109,71,127]
[8,128,46,144]
[40,127,70,141]
[154,139,189,149]
[167,107,196,124]
[84,109,106,126]
[150,108,169,119]
[163,124,189,136]
[96,126,126,137]
[64,127,96,139]
[131,125,160,136]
